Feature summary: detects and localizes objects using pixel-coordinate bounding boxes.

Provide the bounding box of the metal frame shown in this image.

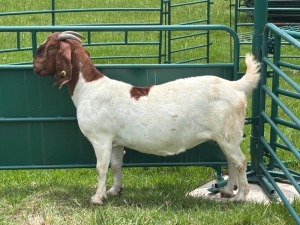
[248,0,300,223]
[255,22,300,224]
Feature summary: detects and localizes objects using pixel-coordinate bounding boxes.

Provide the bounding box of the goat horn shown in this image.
[58,33,84,43]
[61,31,85,40]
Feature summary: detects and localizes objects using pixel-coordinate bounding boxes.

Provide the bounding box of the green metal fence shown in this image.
[256,23,300,224]
[245,1,300,222]
[0,0,212,64]
[230,0,300,60]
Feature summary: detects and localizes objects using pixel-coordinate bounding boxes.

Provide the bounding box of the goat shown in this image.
[33,31,260,205]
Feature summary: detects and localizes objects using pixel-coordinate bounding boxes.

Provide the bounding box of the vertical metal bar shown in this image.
[166,0,171,63]
[31,31,38,58]
[51,0,55,26]
[158,0,164,63]
[234,0,238,33]
[257,25,269,176]
[252,0,268,60]
[229,0,234,61]
[250,0,268,174]
[268,34,281,169]
[206,0,210,63]
[16,32,21,49]
[87,31,91,45]
[124,31,128,44]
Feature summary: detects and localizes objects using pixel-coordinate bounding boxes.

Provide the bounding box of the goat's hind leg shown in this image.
[231,148,249,201]
[219,143,249,201]
[221,161,238,198]
[107,146,124,196]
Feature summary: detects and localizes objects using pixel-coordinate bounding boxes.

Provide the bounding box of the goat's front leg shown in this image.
[90,141,112,205]
[107,146,124,196]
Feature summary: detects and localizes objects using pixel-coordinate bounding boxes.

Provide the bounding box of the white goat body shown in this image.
[33,32,260,205]
[74,71,249,156]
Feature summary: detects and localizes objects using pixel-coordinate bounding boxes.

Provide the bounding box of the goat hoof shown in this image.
[107,186,123,196]
[91,194,107,205]
[220,191,235,198]
[231,194,247,202]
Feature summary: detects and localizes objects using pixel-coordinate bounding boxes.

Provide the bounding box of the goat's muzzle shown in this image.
[33,58,53,77]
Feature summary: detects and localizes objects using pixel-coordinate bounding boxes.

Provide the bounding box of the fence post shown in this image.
[51,0,55,26]
[250,0,268,174]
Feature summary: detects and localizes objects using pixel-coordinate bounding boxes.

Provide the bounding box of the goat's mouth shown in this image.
[34,68,46,76]
[33,66,52,77]
[33,59,49,76]
[33,67,42,74]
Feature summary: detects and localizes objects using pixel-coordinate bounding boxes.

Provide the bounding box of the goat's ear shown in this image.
[56,41,72,89]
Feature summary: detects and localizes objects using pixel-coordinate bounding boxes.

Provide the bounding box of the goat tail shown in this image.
[237,53,261,95]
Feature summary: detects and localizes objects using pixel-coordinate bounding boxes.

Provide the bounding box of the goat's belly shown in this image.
[114,132,208,156]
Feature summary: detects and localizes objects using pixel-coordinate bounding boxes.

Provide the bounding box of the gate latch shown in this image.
[267,38,275,54]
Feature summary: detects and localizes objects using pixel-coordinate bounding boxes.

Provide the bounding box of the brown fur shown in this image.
[33,32,104,95]
[130,86,153,100]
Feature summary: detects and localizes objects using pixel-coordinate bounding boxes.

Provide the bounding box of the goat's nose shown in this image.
[33,63,38,72]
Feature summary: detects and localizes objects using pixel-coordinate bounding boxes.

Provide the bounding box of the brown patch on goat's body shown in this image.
[130,85,153,100]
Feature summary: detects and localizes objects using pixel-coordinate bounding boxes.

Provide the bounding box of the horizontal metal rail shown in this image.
[261,111,300,159]
[170,31,208,40]
[171,0,209,8]
[0,8,162,17]
[265,23,300,48]
[258,156,300,225]
[262,85,300,128]
[263,57,300,93]
[0,161,228,171]
[260,137,300,193]
[0,117,77,122]
[0,63,234,70]
[0,25,239,74]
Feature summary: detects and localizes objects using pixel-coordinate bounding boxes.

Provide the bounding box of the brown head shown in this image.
[33,31,103,94]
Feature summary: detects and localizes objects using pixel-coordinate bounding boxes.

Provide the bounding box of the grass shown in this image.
[0,168,298,225]
[0,0,299,224]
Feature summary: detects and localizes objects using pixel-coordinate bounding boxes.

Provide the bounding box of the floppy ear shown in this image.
[56,41,72,89]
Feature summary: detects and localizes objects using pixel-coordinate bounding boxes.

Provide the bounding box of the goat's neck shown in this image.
[68,53,104,96]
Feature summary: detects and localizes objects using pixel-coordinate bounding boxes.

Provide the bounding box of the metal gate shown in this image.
[257,23,300,224]
[246,0,300,223]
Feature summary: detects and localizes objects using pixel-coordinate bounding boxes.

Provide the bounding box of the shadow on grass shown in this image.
[0,181,242,210]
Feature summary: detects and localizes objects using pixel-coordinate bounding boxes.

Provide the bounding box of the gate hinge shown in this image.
[245,116,259,125]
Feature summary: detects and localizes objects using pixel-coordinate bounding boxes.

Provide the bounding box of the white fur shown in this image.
[69,54,260,204]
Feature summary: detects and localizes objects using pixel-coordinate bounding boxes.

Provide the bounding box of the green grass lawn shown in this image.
[0,0,299,224]
[0,167,298,225]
